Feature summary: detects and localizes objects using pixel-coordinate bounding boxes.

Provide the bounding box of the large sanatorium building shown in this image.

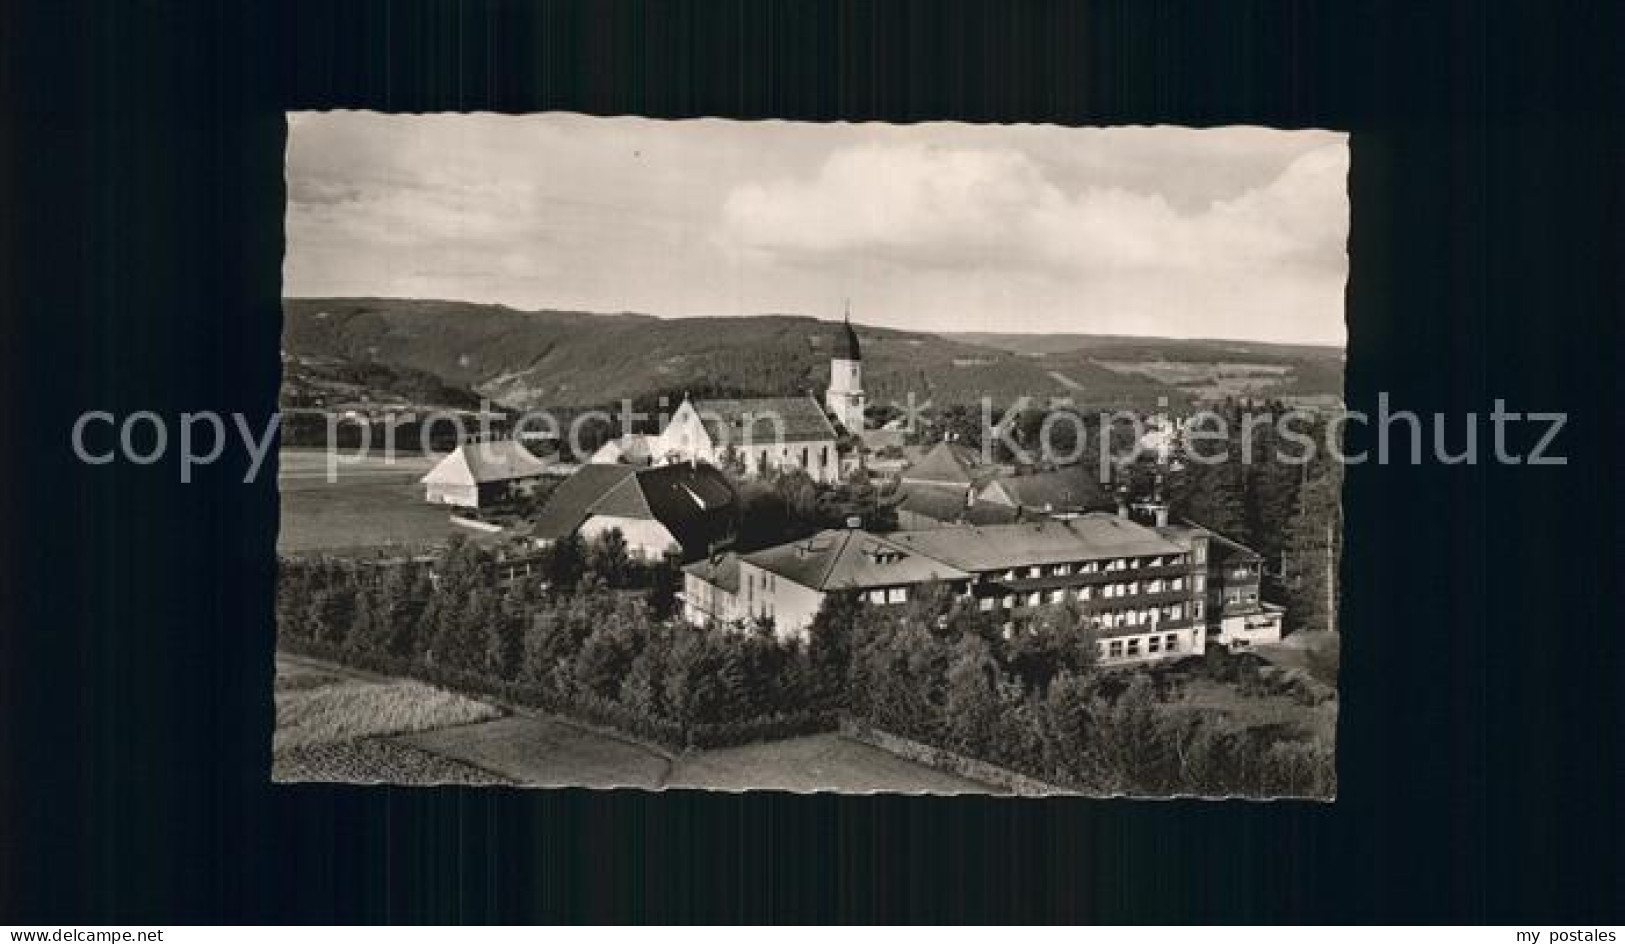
[682,509,1283,665]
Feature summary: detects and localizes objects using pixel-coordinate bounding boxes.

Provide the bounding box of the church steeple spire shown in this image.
[826,300,866,432]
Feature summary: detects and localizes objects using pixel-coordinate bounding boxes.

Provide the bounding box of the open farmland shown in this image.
[273,654,510,784]
[399,716,673,790]
[665,733,996,794]
[277,448,457,552]
[275,655,1001,792]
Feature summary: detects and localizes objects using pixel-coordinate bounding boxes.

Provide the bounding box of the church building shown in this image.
[641,312,866,484]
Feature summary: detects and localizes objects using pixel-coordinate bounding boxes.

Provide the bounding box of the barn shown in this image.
[420,439,552,509]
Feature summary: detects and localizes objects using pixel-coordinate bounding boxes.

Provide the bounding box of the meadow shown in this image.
[277,448,457,552]
[273,654,509,784]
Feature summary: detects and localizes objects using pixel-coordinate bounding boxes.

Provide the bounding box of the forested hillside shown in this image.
[283,298,1182,412]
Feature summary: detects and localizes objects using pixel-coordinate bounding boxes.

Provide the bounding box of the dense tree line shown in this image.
[277,535,833,749]
[818,583,1334,797]
[1143,402,1346,634]
[278,491,1335,795]
[727,468,897,549]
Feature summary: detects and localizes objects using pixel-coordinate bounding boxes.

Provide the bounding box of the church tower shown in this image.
[825,303,866,433]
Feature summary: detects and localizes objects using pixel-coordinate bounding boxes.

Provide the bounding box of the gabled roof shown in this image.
[689,396,839,446]
[532,461,737,558]
[421,440,552,486]
[530,464,640,539]
[979,467,1103,512]
[887,513,1186,573]
[743,529,970,592]
[900,441,983,485]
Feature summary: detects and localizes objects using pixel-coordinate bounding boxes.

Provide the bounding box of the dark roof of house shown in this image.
[964,501,1025,526]
[979,467,1103,511]
[530,464,639,539]
[898,485,1024,527]
[532,462,736,559]
[420,439,552,486]
[683,550,742,594]
[743,529,970,591]
[900,440,983,485]
[690,396,839,445]
[897,484,972,522]
[888,513,1187,573]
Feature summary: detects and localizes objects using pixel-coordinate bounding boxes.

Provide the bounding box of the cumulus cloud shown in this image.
[285,113,1348,344]
[723,140,1348,276]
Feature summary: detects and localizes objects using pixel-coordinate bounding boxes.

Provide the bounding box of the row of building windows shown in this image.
[978,590,1190,625]
[994,554,1188,583]
[753,445,831,474]
[978,579,1188,611]
[1091,605,1186,630]
[1102,633,1185,659]
[864,586,910,606]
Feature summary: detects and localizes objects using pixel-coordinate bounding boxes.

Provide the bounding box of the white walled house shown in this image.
[531,462,736,562]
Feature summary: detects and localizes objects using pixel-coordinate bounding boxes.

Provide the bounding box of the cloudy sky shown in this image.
[286,113,1347,345]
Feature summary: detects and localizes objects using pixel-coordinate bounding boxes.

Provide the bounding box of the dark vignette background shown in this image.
[2,0,1621,924]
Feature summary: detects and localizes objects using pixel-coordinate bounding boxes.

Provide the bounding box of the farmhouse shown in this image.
[420,438,551,509]
[651,395,841,483]
[531,461,736,562]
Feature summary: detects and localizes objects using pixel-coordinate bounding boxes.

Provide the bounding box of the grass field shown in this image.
[276,654,1001,793]
[273,654,508,784]
[399,716,673,790]
[274,738,511,785]
[278,448,457,552]
[666,733,997,794]
[400,718,1001,793]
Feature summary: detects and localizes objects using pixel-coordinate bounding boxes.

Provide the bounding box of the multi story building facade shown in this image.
[1158,523,1285,648]
[682,512,1215,665]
